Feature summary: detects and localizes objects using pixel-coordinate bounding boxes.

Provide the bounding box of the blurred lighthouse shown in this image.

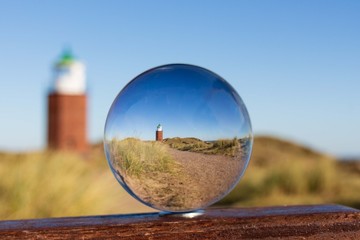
[156,124,163,141]
[47,49,88,152]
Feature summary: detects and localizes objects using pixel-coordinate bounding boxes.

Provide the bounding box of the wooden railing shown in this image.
[0,204,359,239]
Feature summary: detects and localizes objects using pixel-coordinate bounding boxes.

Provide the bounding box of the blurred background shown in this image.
[0,1,359,220]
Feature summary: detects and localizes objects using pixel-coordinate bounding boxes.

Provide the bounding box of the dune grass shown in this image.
[0,150,152,220]
[108,138,177,177]
[0,135,359,220]
[107,138,191,210]
[217,137,360,209]
[163,137,241,156]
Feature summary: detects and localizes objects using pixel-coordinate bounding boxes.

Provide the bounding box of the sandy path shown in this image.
[167,148,243,206]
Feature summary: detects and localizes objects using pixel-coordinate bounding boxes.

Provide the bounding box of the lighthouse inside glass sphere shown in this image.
[156,124,163,141]
[104,64,253,212]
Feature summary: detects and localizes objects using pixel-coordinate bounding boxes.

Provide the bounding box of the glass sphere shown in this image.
[104,64,253,212]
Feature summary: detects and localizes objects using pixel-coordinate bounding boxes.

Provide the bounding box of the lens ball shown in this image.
[104,64,252,212]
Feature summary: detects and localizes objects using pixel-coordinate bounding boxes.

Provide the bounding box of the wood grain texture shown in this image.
[0,205,359,239]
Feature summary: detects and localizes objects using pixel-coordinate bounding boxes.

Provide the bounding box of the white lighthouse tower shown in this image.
[53,50,86,94]
[47,49,88,152]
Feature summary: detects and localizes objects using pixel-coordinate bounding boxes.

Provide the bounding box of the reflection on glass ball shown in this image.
[104,64,253,212]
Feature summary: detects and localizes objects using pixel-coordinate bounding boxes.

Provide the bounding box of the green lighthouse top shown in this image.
[56,49,75,67]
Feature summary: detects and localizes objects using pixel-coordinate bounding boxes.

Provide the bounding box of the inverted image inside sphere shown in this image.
[104,64,253,212]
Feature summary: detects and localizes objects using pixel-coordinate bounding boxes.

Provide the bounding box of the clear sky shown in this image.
[104,64,252,141]
[0,1,359,157]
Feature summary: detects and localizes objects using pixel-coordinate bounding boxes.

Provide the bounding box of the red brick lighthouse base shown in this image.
[47,93,88,152]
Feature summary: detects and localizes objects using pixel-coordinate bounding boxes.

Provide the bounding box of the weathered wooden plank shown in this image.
[0,205,359,239]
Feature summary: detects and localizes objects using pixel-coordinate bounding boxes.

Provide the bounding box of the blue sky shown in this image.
[0,1,359,157]
[104,64,252,141]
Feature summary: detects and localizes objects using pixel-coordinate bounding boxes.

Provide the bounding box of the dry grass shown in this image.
[106,138,244,211]
[0,150,152,220]
[107,138,225,211]
[217,136,360,209]
[107,138,178,177]
[163,137,243,156]
[107,138,190,211]
[0,135,359,220]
